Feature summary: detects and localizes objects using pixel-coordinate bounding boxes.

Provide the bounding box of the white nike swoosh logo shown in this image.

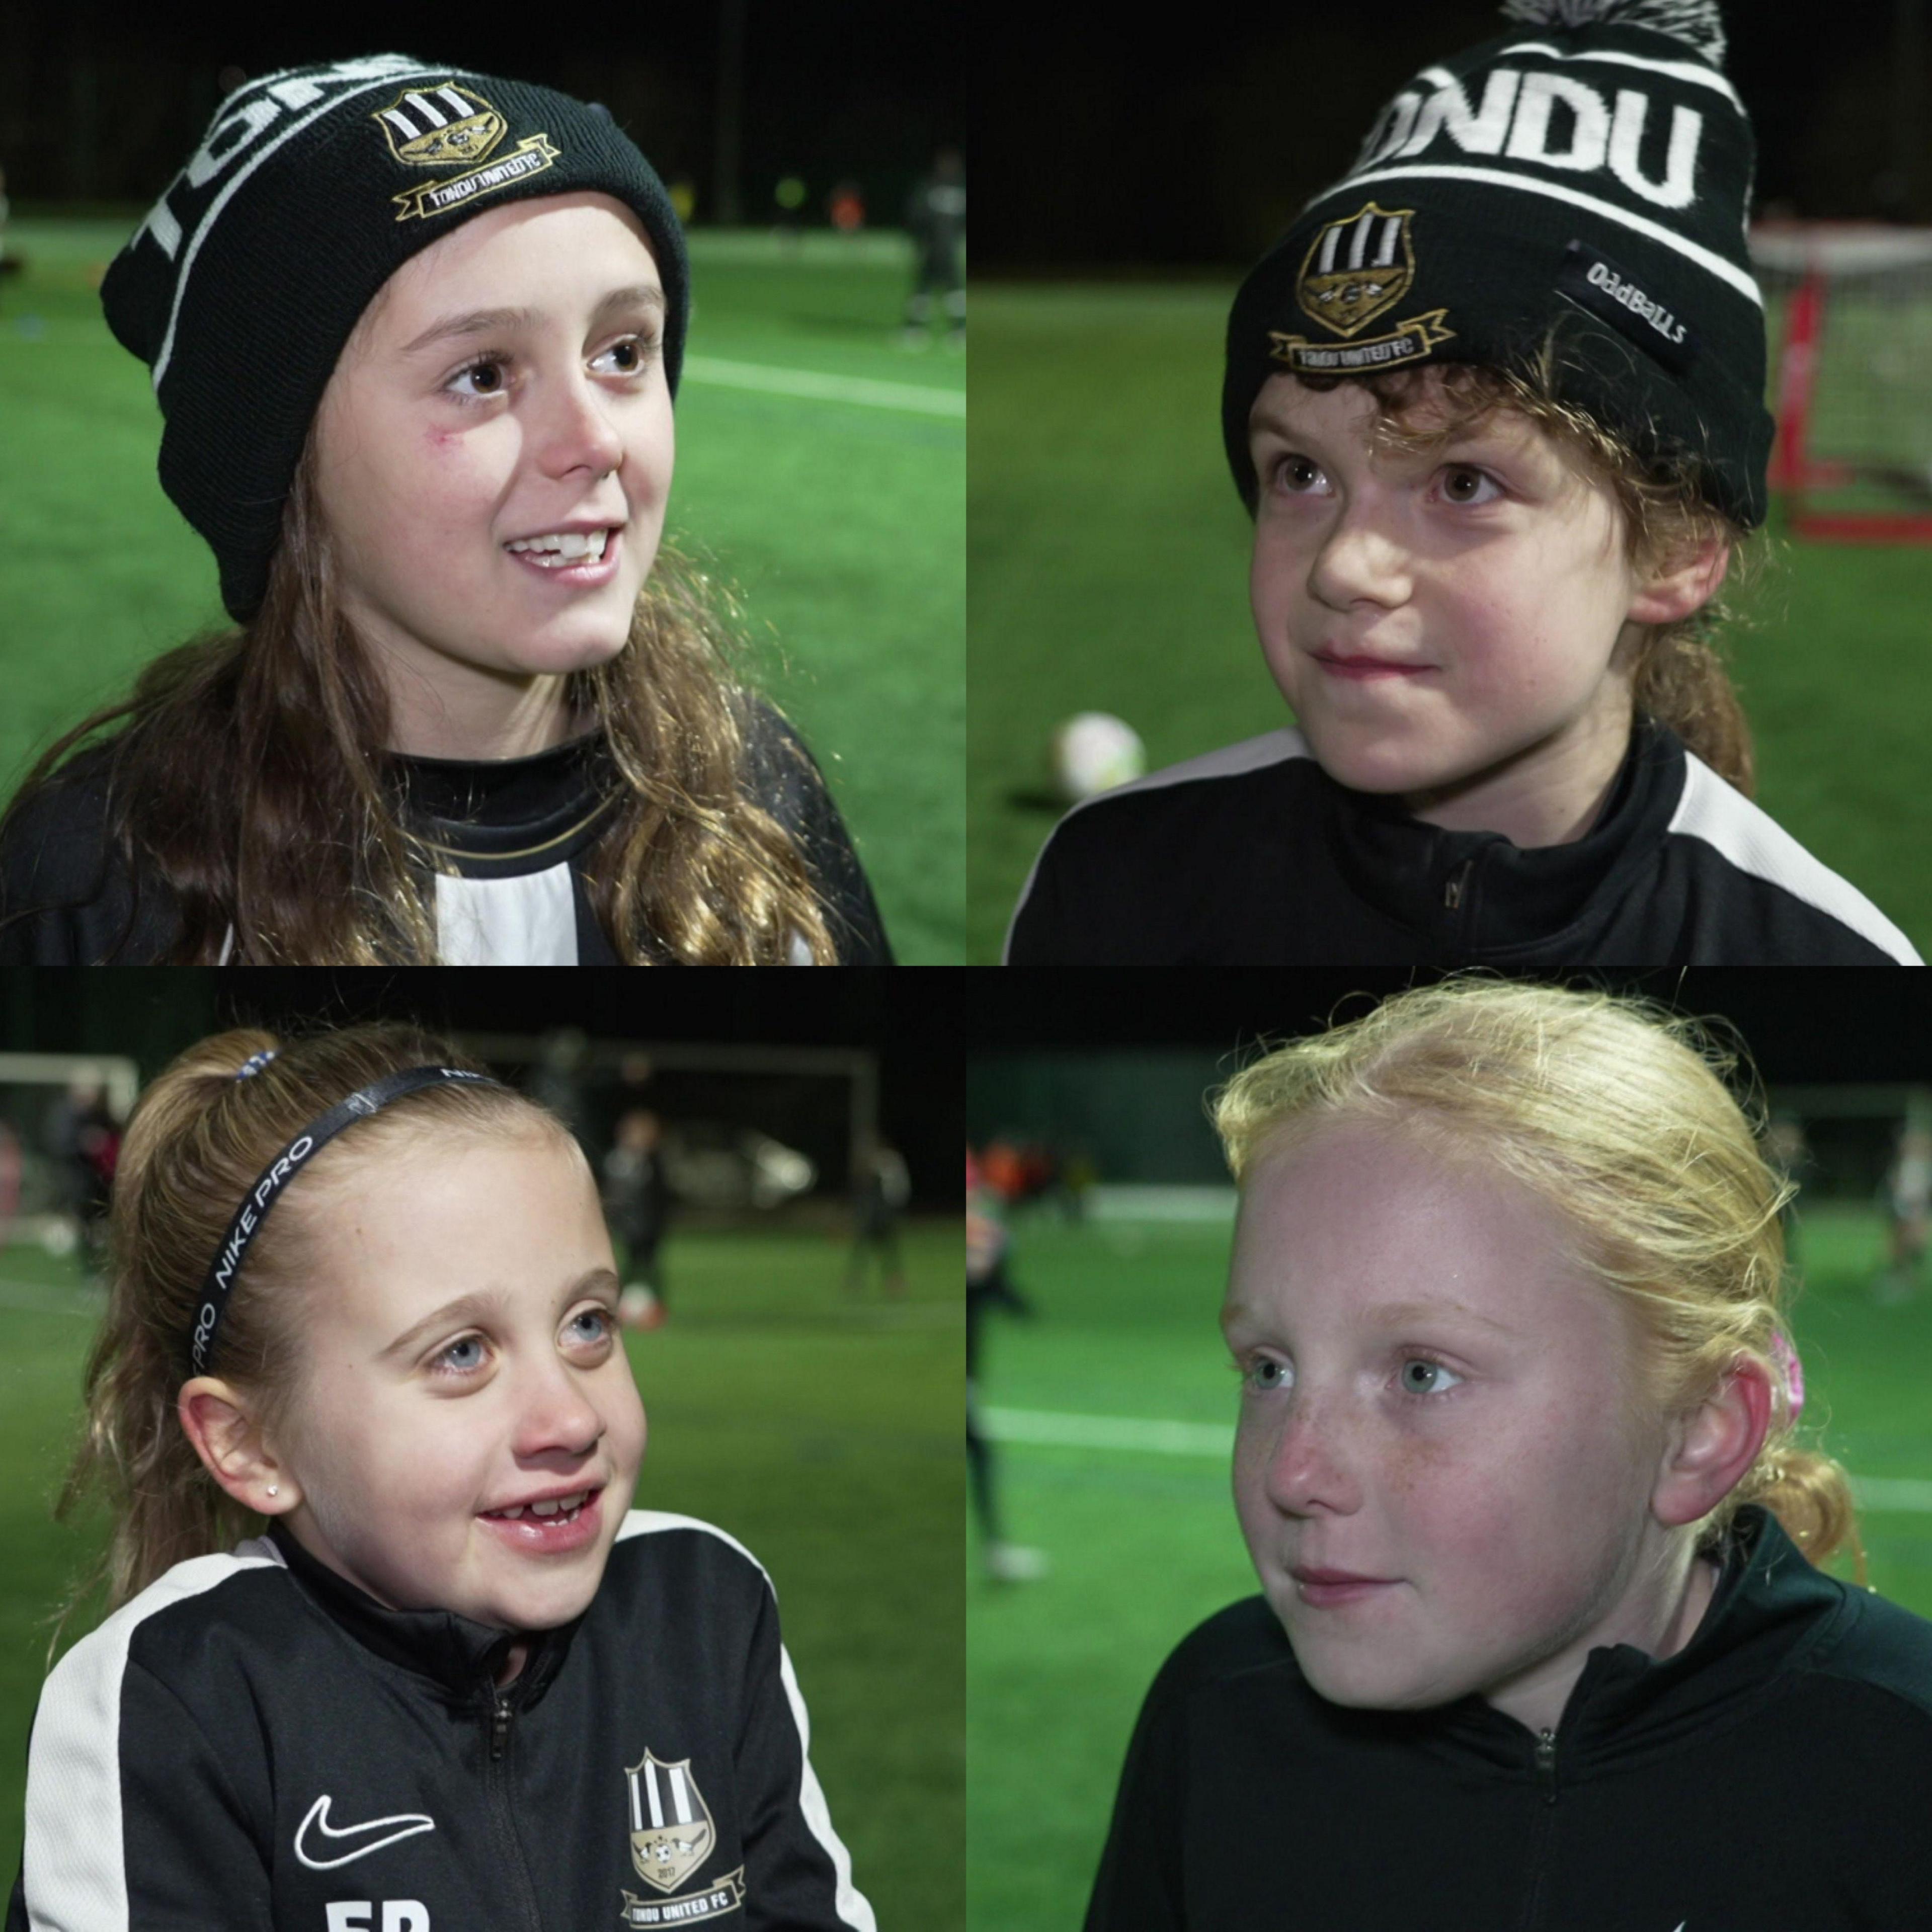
[294,1794,437,1871]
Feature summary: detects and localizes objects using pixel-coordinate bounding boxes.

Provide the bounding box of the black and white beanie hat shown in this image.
[102,54,690,622]
[1223,1,1773,529]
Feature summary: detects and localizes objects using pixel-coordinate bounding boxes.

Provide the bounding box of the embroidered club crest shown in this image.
[619,1752,746,1925]
[626,1752,716,1892]
[370,80,560,223]
[1271,200,1454,376]
[373,82,507,170]
[1297,202,1416,337]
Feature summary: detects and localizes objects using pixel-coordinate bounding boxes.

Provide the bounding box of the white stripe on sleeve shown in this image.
[22,1544,284,1931]
[1667,754,1922,963]
[614,1511,877,1932]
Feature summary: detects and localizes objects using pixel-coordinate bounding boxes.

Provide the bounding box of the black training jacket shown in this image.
[1085,1506,1932,1932]
[1007,718,1919,965]
[10,1512,874,1932]
[0,698,891,965]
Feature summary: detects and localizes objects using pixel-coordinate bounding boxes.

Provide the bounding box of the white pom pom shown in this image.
[1498,0,1726,68]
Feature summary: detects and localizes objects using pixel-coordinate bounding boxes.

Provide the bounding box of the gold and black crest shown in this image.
[619,1751,746,1925]
[370,80,560,222]
[1269,200,1454,375]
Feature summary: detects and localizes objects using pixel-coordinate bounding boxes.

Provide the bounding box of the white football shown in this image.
[1052,712,1146,803]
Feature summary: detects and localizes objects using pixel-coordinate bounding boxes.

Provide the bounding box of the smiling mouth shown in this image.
[504,528,614,568]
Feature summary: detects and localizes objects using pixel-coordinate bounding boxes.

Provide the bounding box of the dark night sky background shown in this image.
[962,969,1932,1087]
[0,1,962,223]
[976,0,1932,267]
[0,972,962,1208]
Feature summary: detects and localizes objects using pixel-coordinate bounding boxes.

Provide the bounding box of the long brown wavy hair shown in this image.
[1288,340,1767,797]
[2,433,838,962]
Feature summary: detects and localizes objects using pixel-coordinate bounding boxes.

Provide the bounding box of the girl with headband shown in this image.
[1085,979,1932,1930]
[13,1023,874,1928]
[0,56,891,964]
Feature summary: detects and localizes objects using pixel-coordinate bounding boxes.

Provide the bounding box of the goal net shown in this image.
[1753,222,1932,542]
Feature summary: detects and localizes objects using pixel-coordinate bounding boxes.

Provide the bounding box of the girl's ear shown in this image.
[1651,1351,1774,1530]
[1627,531,1730,627]
[178,1379,296,1514]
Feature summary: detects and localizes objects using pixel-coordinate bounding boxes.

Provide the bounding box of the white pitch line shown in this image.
[984,1407,1233,1457]
[986,1407,1932,1511]
[682,354,964,417]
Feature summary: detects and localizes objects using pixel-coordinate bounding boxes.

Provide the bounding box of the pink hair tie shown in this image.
[1769,1332,1805,1423]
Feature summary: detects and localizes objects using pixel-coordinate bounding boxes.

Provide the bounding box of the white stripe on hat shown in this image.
[151,64,475,389]
[404,90,449,127]
[1496,40,1742,107]
[1346,209,1376,268]
[643,1760,665,1828]
[436,86,473,118]
[628,1769,644,1833]
[667,1764,693,1825]
[1332,162,1763,306]
[1318,225,1342,273]
[379,108,420,140]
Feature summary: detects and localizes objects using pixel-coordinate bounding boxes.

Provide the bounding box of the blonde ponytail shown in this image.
[48,1021,560,1662]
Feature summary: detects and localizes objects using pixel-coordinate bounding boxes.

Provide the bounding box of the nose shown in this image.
[1307,504,1412,613]
[1245,1387,1363,1519]
[511,1352,608,1464]
[531,363,626,482]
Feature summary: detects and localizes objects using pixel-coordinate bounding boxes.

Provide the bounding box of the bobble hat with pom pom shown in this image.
[1222,0,1774,528]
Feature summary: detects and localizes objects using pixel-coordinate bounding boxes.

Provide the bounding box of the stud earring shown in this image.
[266,1485,279,1498]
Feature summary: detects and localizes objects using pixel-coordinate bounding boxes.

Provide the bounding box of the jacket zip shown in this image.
[485,1684,547,1932]
[1512,1729,1561,1932]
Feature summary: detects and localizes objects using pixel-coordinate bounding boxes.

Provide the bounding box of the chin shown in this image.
[502,618,634,678]
[1299,721,1446,796]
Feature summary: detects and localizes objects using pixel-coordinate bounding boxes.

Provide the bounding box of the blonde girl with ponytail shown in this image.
[19,1022,872,1930]
[1086,978,1932,1932]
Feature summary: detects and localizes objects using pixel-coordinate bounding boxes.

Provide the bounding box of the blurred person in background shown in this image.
[845,1136,910,1297]
[967,1148,1045,1584]
[1878,1119,1932,1305]
[902,145,963,348]
[606,1106,672,1329]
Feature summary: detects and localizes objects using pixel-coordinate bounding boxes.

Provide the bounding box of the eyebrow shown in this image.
[380,1266,621,1360]
[400,283,666,358]
[1250,405,1525,463]
[1221,1298,1514,1338]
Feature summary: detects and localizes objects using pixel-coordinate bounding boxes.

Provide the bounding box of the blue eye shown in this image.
[434,1334,489,1376]
[429,1306,610,1383]
[1400,1358,1463,1396]
[1241,1355,1289,1393]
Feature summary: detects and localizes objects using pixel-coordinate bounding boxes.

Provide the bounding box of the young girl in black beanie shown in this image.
[1008,0,1918,967]
[0,56,891,964]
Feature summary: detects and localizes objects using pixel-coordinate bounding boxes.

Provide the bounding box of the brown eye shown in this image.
[1441,465,1499,505]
